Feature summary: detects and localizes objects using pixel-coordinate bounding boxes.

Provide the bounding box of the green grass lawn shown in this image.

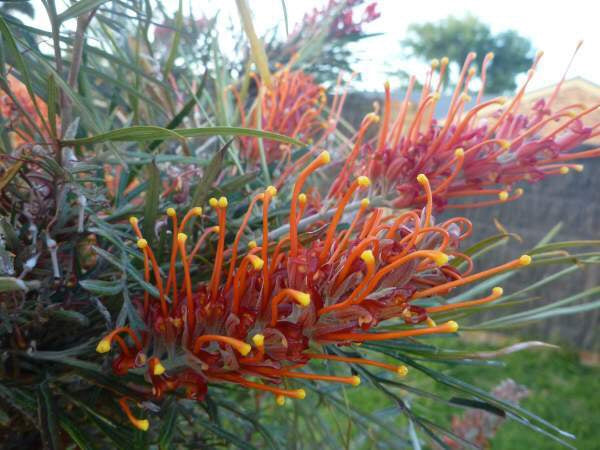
[340,334,600,448]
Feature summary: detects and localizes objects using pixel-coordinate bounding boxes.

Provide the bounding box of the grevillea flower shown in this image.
[97,152,533,430]
[333,49,600,210]
[233,68,340,164]
[0,74,59,148]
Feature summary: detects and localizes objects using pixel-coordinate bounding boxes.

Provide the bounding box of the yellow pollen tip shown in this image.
[536,50,544,59]
[574,164,584,172]
[454,148,464,158]
[360,198,370,208]
[498,191,509,202]
[397,366,409,377]
[212,226,220,233]
[486,51,495,60]
[209,198,218,208]
[298,193,307,204]
[319,151,331,164]
[296,293,311,307]
[129,216,138,226]
[416,173,429,185]
[357,176,371,187]
[492,286,504,296]
[296,389,306,399]
[248,240,257,249]
[252,334,265,347]
[447,320,459,332]
[434,253,449,266]
[351,376,361,386]
[136,239,148,249]
[96,339,111,353]
[192,207,203,216]
[468,67,476,76]
[249,256,264,270]
[426,317,437,327]
[515,188,524,196]
[559,166,569,174]
[166,208,176,217]
[567,111,577,118]
[432,92,441,101]
[135,419,150,431]
[519,254,532,266]
[384,80,390,90]
[266,186,277,196]
[497,97,507,105]
[500,140,511,149]
[430,58,440,69]
[218,197,228,208]
[239,343,252,356]
[441,56,449,65]
[360,250,375,265]
[460,93,471,102]
[177,233,188,244]
[153,362,166,376]
[276,395,285,406]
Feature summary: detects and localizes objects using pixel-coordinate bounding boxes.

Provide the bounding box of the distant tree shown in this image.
[402,15,534,94]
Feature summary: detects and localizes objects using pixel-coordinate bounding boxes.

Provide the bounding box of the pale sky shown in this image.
[26,0,600,92]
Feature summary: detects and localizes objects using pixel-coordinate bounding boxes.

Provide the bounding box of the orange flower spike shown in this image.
[188,226,220,262]
[270,289,311,327]
[178,206,203,234]
[232,254,264,315]
[476,52,495,105]
[407,92,440,146]
[304,353,408,377]
[320,320,459,342]
[137,239,168,318]
[217,373,306,399]
[333,236,379,290]
[261,186,277,307]
[165,209,179,308]
[290,151,330,257]
[391,75,416,149]
[256,367,361,386]
[430,148,465,196]
[416,174,433,228]
[320,250,376,316]
[118,398,149,431]
[192,334,251,356]
[447,188,524,209]
[413,255,531,299]
[376,80,391,152]
[209,197,228,301]
[176,233,195,334]
[319,176,370,264]
[328,198,370,264]
[427,287,504,314]
[129,217,150,313]
[96,326,142,354]
[225,193,264,289]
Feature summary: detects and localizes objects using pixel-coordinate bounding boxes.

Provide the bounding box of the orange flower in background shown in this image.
[97,151,532,430]
[0,74,59,147]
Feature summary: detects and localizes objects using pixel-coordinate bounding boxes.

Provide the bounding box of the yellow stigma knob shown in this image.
[559,166,569,175]
[212,226,220,233]
[276,395,285,406]
[574,164,584,172]
[384,80,390,90]
[454,148,464,158]
[492,286,504,296]
[96,339,111,353]
[136,239,148,249]
[360,250,375,265]
[319,151,331,164]
[218,197,228,208]
[166,208,176,217]
[434,253,449,266]
[486,51,495,60]
[468,67,476,77]
[248,255,264,270]
[416,173,429,185]
[266,186,277,196]
[432,92,441,101]
[298,193,307,204]
[519,254,532,266]
[460,93,471,102]
[447,321,459,332]
[136,419,150,431]
[441,56,449,65]
[295,389,306,399]
[397,366,408,377]
[192,207,203,216]
[351,376,361,386]
[252,334,265,347]
[209,198,218,208]
[430,58,439,69]
[129,216,138,226]
[177,233,188,244]
[515,188,524,196]
[153,361,166,376]
[360,198,370,208]
[498,191,509,202]
[239,343,252,356]
[296,293,311,307]
[357,176,371,187]
[248,240,257,249]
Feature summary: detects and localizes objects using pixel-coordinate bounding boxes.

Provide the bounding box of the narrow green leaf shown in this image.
[57,0,109,23]
[47,74,58,138]
[79,279,123,296]
[163,0,182,78]
[190,141,228,209]
[142,161,160,247]
[38,380,62,450]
